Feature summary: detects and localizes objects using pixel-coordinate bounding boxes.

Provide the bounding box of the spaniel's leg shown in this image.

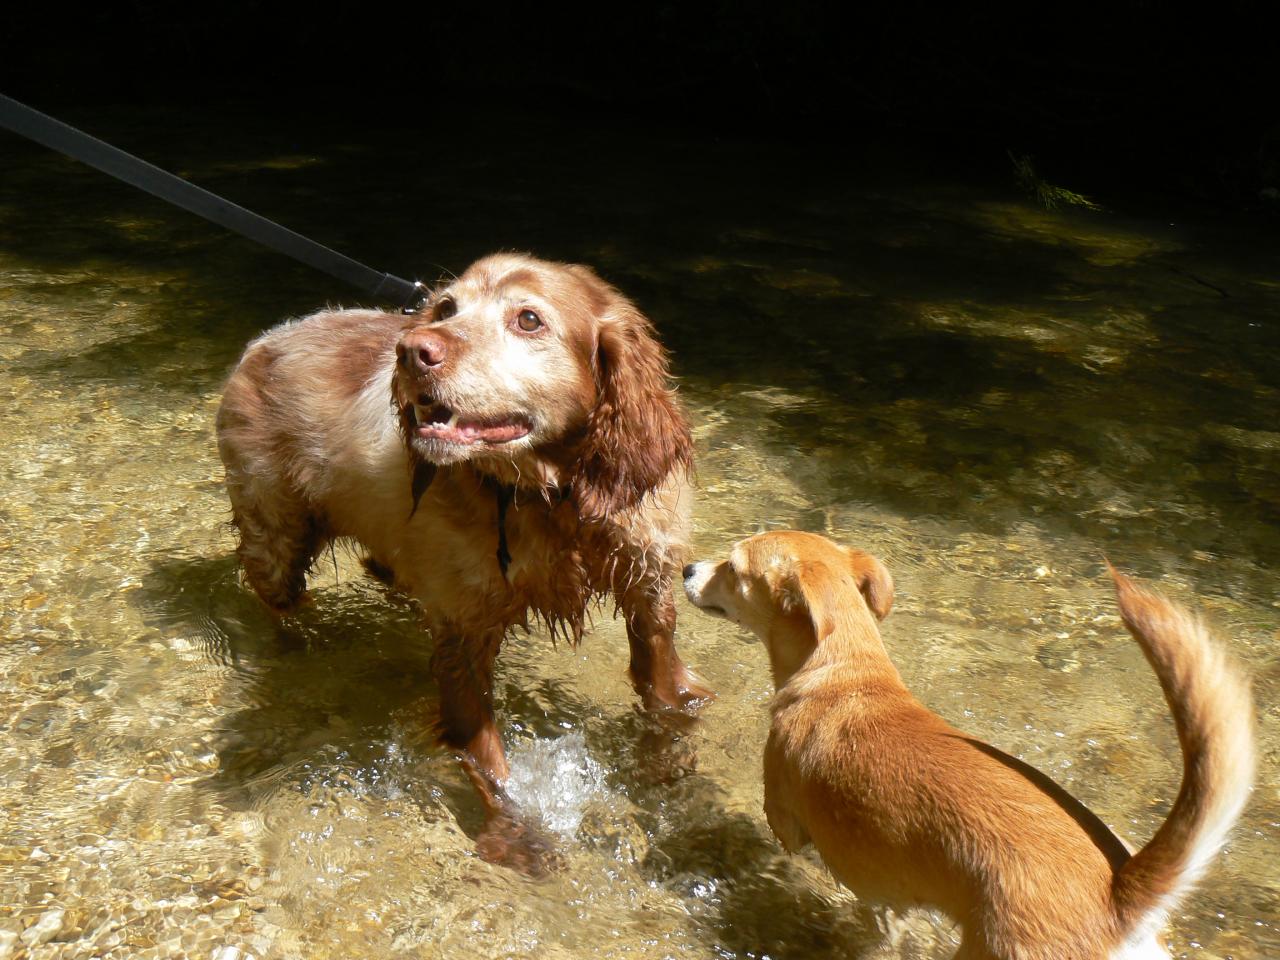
[431,630,560,875]
[431,629,510,791]
[226,475,323,613]
[621,579,714,711]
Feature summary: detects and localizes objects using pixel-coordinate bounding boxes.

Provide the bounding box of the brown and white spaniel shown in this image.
[216,254,710,866]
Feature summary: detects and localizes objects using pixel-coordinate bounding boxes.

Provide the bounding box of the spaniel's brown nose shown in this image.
[397,329,449,375]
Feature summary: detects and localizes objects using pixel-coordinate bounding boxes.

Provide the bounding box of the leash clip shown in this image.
[401,281,429,315]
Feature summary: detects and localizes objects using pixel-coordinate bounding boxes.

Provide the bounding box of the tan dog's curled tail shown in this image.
[1108,566,1255,947]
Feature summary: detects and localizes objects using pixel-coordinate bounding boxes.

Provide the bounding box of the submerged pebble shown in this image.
[20,909,64,946]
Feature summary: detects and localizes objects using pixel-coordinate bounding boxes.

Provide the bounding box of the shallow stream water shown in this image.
[1,109,1276,959]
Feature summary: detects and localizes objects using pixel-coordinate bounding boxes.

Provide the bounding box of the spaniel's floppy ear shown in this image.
[568,279,693,521]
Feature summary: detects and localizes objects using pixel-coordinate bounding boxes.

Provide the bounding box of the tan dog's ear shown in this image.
[568,286,693,521]
[780,560,842,641]
[781,551,893,640]
[846,548,894,620]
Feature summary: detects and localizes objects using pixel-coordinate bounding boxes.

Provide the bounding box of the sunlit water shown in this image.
[1,109,1276,959]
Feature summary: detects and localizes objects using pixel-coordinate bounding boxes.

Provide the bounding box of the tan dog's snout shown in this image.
[681,561,710,598]
[682,559,730,615]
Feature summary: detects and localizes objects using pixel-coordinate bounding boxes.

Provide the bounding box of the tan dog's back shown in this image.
[768,688,1128,951]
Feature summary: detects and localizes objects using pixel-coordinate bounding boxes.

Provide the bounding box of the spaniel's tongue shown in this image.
[455,417,530,443]
[414,405,531,444]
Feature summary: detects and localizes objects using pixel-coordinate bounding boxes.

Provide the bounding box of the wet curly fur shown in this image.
[216,254,711,859]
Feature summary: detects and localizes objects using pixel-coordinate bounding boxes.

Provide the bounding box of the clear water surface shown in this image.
[1,108,1276,959]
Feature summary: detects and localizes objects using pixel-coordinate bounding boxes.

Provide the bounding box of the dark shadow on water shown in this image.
[131,551,700,844]
[0,111,1147,389]
[630,776,891,958]
[134,553,439,802]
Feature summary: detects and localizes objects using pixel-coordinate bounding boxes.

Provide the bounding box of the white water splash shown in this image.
[503,731,607,838]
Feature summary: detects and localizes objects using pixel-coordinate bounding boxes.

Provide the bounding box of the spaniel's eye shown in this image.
[434,298,457,322]
[516,308,543,332]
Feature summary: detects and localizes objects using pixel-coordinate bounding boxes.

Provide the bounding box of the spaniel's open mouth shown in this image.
[409,401,533,445]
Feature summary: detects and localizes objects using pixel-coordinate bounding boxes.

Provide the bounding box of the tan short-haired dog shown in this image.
[683,531,1254,960]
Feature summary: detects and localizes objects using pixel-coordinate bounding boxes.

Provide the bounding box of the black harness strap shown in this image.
[0,94,427,312]
[495,486,514,580]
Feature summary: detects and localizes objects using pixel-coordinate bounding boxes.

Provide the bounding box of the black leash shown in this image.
[0,94,428,313]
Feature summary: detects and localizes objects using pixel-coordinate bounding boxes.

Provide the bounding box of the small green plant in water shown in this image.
[1009,152,1100,211]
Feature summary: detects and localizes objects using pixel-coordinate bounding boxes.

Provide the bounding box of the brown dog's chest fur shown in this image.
[351,464,655,643]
